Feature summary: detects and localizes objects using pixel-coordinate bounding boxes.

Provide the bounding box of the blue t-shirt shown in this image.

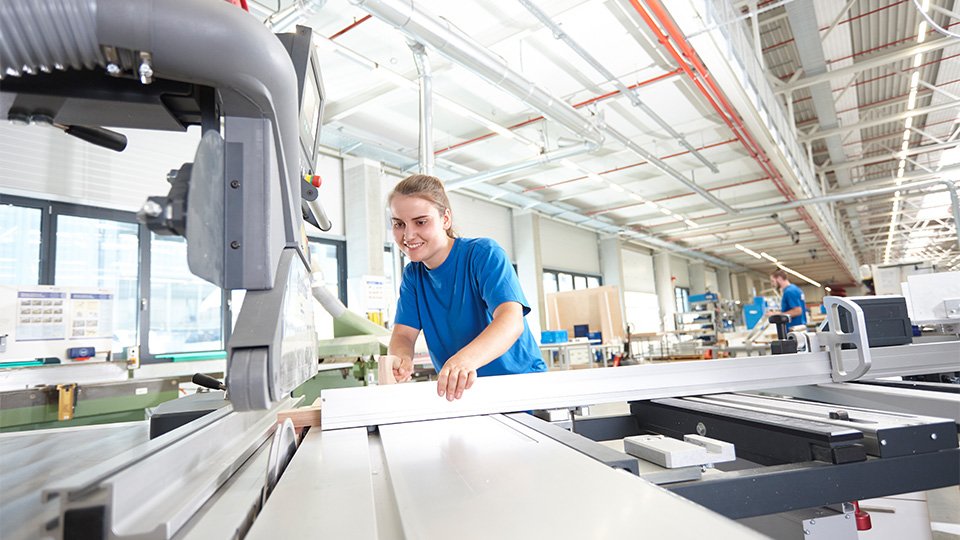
[394,237,546,376]
[780,283,808,326]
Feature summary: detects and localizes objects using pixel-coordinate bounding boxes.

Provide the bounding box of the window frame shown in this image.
[0,193,245,363]
[0,194,53,285]
[675,286,690,314]
[307,236,347,306]
[542,268,603,292]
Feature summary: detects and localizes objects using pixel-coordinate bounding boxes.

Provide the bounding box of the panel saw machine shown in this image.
[0,1,958,539]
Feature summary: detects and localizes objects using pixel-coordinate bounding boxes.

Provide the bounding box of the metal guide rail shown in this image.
[320,340,960,430]
[36,397,298,540]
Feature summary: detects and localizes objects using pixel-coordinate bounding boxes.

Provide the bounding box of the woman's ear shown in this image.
[442,208,452,230]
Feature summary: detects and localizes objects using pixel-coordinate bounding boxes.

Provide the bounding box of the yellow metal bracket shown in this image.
[56,383,77,421]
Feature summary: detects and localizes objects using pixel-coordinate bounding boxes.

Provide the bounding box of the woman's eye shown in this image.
[416,220,426,226]
[393,222,403,229]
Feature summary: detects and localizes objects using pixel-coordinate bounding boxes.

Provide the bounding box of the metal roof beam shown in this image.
[776,37,955,95]
[798,98,960,142]
[817,139,960,174]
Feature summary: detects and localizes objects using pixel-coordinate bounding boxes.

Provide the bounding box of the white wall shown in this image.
[308,153,345,237]
[622,249,656,293]
[0,123,200,210]
[540,220,600,274]
[705,269,718,293]
[449,193,514,260]
[670,256,690,288]
[621,248,660,332]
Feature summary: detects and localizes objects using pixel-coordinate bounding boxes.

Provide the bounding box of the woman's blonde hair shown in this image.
[388,174,457,238]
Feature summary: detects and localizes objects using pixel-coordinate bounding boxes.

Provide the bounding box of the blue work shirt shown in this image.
[394,237,546,376]
[781,283,808,327]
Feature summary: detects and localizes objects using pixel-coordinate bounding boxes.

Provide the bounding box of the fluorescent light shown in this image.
[684,219,699,228]
[905,117,913,129]
[901,140,910,152]
[587,173,604,183]
[760,251,778,263]
[917,22,928,43]
[734,243,763,260]
[630,194,645,202]
[660,207,672,215]
[825,286,832,292]
[776,263,821,288]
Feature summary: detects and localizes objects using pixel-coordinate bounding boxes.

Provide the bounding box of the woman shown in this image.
[383,174,546,401]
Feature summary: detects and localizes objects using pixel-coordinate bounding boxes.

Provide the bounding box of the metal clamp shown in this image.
[821,296,872,382]
[56,383,77,421]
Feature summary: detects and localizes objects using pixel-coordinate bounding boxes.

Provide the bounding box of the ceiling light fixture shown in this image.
[776,263,821,288]
[760,251,778,263]
[886,1,931,265]
[734,243,762,260]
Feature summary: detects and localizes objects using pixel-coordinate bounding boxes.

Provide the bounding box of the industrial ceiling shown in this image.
[250,0,960,287]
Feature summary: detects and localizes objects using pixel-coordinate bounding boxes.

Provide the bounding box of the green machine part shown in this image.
[0,377,181,433]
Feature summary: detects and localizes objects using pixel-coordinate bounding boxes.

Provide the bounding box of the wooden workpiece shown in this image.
[277,398,323,429]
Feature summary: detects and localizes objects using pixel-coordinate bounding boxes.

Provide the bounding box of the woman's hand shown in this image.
[436,353,479,401]
[380,354,413,383]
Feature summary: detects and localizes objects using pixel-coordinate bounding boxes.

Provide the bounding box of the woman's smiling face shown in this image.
[390,194,453,269]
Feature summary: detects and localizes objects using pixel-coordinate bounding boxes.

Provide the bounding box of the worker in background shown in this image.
[382,174,546,401]
[768,269,808,330]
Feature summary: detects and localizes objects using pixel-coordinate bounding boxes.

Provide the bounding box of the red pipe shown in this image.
[434,68,683,156]
[636,0,853,280]
[328,15,371,40]
[652,175,771,203]
[523,138,738,193]
[586,175,772,217]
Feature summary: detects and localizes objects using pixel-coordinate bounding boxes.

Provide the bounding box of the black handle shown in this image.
[63,125,128,152]
[768,314,791,340]
[192,373,226,391]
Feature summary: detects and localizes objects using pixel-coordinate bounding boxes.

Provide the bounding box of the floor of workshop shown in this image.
[930,487,960,540]
[582,403,960,538]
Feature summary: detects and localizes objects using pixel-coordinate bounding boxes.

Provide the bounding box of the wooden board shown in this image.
[545,285,625,343]
[278,397,323,429]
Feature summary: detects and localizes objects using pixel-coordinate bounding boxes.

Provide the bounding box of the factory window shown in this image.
[542,272,558,294]
[0,200,42,286]
[55,215,140,353]
[543,269,602,293]
[308,237,346,305]
[0,195,237,363]
[675,287,690,313]
[147,234,222,356]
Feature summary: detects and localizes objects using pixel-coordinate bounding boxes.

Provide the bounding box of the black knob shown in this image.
[192,373,226,391]
[768,314,792,340]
